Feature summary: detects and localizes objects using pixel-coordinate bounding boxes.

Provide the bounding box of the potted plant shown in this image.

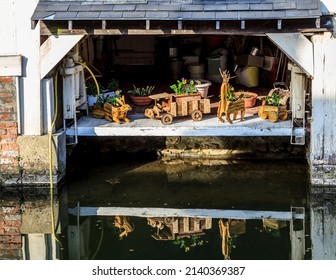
[86,81,101,107]
[194,79,212,98]
[128,85,155,106]
[233,90,258,108]
[92,90,132,124]
[258,89,288,123]
[169,78,201,102]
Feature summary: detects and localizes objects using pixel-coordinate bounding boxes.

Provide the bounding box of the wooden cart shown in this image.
[258,104,288,123]
[258,84,290,123]
[144,92,211,125]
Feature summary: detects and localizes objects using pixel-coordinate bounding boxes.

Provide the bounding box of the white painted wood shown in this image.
[40,35,84,79]
[0,1,16,54]
[289,64,307,119]
[68,206,304,220]
[320,0,336,14]
[42,78,55,135]
[15,0,42,135]
[66,115,304,137]
[0,55,22,76]
[311,204,336,259]
[26,234,46,260]
[310,33,336,185]
[266,33,314,77]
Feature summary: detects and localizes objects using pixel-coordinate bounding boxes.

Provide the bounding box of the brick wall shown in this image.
[0,198,22,260]
[0,76,19,176]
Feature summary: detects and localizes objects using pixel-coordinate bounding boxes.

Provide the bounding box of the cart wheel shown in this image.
[161,113,173,125]
[164,217,175,225]
[258,108,268,119]
[269,111,278,123]
[279,111,288,121]
[191,110,203,121]
[144,108,154,119]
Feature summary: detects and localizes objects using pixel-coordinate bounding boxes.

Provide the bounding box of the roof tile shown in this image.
[32,0,322,21]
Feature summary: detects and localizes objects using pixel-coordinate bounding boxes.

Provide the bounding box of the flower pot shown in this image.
[235,92,258,108]
[129,95,153,106]
[88,95,97,107]
[195,80,212,98]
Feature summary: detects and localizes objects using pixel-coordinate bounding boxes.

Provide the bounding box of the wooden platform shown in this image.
[66,112,305,137]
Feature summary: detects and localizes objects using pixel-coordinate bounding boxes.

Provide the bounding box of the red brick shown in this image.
[0,93,13,98]
[0,243,21,249]
[1,135,17,143]
[6,128,17,135]
[0,121,17,128]
[0,235,21,243]
[0,113,12,120]
[0,206,20,215]
[0,77,13,83]
[0,106,15,113]
[4,98,15,104]
[0,143,19,150]
[4,220,21,227]
[0,229,4,235]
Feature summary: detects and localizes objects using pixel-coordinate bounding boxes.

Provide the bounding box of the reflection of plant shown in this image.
[173,236,204,252]
[228,234,238,249]
[170,78,201,95]
[264,228,281,238]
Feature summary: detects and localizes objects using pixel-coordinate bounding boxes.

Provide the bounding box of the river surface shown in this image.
[1,152,335,260]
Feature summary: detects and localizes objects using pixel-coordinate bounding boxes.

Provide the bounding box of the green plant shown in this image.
[128,85,155,97]
[97,90,122,107]
[226,86,237,101]
[86,82,102,96]
[170,78,201,95]
[266,92,281,106]
[107,78,120,92]
[173,236,204,253]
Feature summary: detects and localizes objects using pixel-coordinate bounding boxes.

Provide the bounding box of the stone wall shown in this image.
[0,77,20,180]
[0,198,22,260]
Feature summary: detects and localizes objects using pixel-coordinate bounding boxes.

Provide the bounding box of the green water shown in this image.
[60,153,308,260]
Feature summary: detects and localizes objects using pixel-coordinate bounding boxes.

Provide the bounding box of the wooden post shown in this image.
[310,33,336,186]
[290,207,305,260]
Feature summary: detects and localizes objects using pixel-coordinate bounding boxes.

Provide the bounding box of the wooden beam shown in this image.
[40,35,84,79]
[267,33,314,77]
[0,55,22,76]
[277,19,282,30]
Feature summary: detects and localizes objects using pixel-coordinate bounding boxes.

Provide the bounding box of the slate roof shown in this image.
[31,0,322,21]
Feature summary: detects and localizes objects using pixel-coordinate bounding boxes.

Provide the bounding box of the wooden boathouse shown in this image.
[0,0,336,187]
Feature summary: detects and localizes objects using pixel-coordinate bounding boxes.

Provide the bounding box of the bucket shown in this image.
[170,58,182,80]
[195,79,212,98]
[235,66,259,87]
[207,49,228,83]
[188,63,205,79]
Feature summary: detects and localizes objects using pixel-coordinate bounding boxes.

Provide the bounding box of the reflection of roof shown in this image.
[31,0,322,21]
[148,92,171,100]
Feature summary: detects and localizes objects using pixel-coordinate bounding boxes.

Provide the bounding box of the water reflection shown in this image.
[67,215,293,260]
[1,157,335,260]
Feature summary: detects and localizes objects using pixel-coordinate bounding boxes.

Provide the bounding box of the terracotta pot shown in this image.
[130,95,153,106]
[235,92,258,108]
